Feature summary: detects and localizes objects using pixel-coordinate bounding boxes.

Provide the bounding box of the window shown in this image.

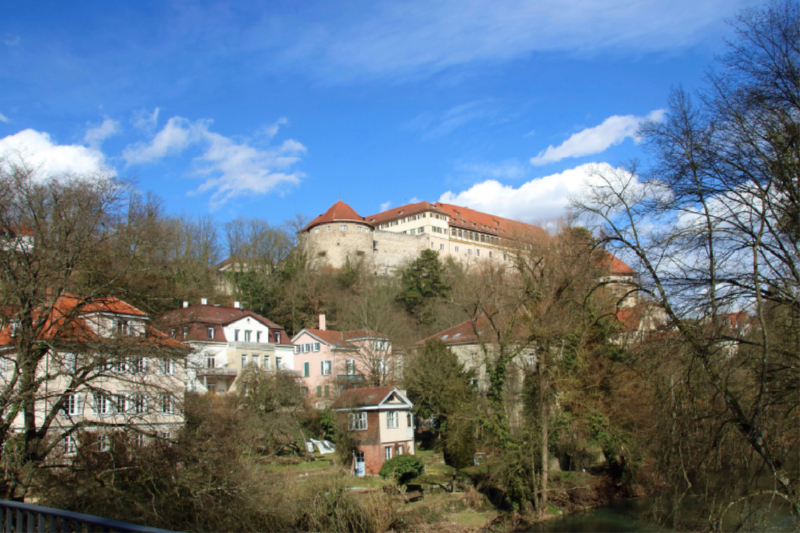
[252,355,260,368]
[207,382,217,393]
[113,393,126,414]
[314,342,320,352]
[234,329,240,341]
[241,354,247,368]
[207,356,215,368]
[98,434,111,452]
[159,394,174,415]
[134,433,146,448]
[276,357,282,369]
[419,226,425,233]
[387,411,398,429]
[321,360,331,376]
[440,243,444,251]
[207,327,214,339]
[378,359,388,375]
[327,225,331,232]
[129,394,146,415]
[117,319,130,336]
[324,385,329,398]
[171,328,176,338]
[396,444,403,456]
[315,228,319,234]
[345,359,355,375]
[263,356,270,369]
[410,229,415,235]
[304,362,310,377]
[131,357,147,373]
[407,412,413,428]
[385,446,392,460]
[455,246,459,253]
[316,386,322,398]
[294,345,300,354]
[276,332,281,343]
[357,226,363,233]
[244,330,252,342]
[430,242,434,248]
[183,328,188,340]
[489,251,493,258]
[64,436,77,455]
[468,249,472,255]
[476,249,480,257]
[62,394,83,417]
[93,393,109,416]
[340,225,347,231]
[349,412,367,431]
[64,352,78,372]
[161,358,175,375]
[256,331,261,343]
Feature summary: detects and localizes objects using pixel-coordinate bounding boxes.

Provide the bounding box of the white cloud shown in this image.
[457,160,528,179]
[0,129,114,179]
[261,117,288,139]
[131,108,160,132]
[123,117,306,207]
[439,162,629,223]
[406,100,497,139]
[3,34,19,47]
[83,118,120,149]
[380,201,391,211]
[0,112,7,123]
[281,0,754,81]
[531,110,665,165]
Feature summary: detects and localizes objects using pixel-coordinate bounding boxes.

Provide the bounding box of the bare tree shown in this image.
[0,160,189,499]
[571,3,800,521]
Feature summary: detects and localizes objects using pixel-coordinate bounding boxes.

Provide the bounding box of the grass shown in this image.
[446,510,497,528]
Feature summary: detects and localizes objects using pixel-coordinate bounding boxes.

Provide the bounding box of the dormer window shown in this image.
[207,327,214,339]
[117,319,130,336]
[276,332,281,343]
[183,327,188,340]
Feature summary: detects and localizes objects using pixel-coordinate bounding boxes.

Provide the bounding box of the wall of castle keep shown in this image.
[305,222,374,270]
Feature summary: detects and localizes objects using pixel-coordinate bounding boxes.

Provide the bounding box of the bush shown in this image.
[379,455,425,484]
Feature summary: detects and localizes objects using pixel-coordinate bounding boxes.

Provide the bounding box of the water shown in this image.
[526,497,798,532]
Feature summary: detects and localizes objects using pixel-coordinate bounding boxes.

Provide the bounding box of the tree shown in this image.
[403,339,478,466]
[572,1,800,523]
[397,249,451,321]
[0,160,188,499]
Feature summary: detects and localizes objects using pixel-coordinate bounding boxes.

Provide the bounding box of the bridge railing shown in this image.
[0,499,176,533]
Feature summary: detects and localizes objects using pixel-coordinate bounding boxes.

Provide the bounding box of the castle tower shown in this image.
[301,200,374,269]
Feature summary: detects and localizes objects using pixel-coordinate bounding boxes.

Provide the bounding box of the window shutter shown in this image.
[76,393,84,416]
[320,361,324,374]
[91,394,98,415]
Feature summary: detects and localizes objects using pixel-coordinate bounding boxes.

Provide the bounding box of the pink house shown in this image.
[292,315,400,407]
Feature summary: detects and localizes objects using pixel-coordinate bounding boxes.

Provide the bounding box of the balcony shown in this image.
[227,341,272,350]
[336,374,366,383]
[196,367,238,377]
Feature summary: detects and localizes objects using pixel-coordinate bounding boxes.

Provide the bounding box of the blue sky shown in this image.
[0,0,760,227]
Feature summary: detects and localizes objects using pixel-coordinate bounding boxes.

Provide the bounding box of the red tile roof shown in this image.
[435,202,548,241]
[365,201,449,226]
[0,295,189,350]
[303,200,369,231]
[331,386,396,409]
[157,305,292,345]
[600,251,636,275]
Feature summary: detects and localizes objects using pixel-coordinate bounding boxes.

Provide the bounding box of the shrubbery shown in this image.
[378,454,425,484]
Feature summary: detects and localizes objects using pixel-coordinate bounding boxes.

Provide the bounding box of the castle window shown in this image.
[357,226,363,233]
[340,225,347,231]
[356,251,365,256]
[318,251,327,257]
[315,228,319,234]
[327,226,331,232]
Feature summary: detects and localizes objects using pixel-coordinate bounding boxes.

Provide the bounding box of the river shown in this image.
[526,497,798,532]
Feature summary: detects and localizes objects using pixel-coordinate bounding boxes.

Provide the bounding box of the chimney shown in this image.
[201,298,208,305]
[182,301,189,308]
[319,314,326,331]
[234,301,240,309]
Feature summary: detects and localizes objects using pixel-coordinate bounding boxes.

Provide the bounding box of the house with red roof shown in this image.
[157,300,296,393]
[331,386,415,476]
[0,294,191,457]
[292,314,398,407]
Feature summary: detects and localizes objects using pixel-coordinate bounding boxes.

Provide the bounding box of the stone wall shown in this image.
[304,222,374,269]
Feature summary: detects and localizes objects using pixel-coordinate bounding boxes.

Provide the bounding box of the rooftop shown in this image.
[303,200,369,231]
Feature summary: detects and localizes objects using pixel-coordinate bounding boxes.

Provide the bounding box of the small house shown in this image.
[331,386,415,476]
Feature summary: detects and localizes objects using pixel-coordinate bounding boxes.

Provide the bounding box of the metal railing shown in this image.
[0,499,176,532]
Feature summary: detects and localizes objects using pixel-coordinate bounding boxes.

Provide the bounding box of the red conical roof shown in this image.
[303,200,370,231]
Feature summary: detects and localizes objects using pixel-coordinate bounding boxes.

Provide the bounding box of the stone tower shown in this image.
[301,200,374,269]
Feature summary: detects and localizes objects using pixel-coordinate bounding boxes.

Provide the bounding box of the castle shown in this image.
[299,199,638,307]
[299,200,550,273]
